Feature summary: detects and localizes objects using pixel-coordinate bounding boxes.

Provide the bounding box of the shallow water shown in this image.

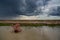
[0,26,60,40]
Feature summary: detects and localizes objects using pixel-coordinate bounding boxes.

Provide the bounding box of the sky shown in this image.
[0,0,60,20]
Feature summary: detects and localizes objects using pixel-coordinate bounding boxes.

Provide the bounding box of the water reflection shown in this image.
[0,26,60,40]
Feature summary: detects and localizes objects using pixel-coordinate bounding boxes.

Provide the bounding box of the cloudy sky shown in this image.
[0,0,60,20]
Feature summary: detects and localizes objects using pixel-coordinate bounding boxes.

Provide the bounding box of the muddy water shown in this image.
[0,26,60,40]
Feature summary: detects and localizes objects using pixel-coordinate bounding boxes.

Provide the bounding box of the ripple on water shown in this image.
[0,26,60,40]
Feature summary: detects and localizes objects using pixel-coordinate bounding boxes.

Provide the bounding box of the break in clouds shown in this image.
[0,0,60,19]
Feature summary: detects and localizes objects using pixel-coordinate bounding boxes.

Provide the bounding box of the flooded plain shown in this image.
[0,26,60,40]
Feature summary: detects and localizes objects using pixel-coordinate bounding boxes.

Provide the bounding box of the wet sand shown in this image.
[0,26,60,40]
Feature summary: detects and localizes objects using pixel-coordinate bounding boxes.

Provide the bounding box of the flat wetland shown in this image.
[0,26,60,40]
[0,20,60,40]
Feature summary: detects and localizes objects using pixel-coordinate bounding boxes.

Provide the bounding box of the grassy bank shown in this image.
[0,23,60,27]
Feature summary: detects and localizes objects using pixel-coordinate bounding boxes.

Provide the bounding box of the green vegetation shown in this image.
[0,23,60,27]
[0,23,11,26]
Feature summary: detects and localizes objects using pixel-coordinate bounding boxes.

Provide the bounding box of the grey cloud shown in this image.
[0,0,50,18]
[49,6,60,16]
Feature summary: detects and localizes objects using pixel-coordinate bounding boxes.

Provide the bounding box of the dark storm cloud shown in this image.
[49,6,60,16]
[25,0,50,15]
[25,0,36,13]
[0,0,21,17]
[0,0,50,18]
